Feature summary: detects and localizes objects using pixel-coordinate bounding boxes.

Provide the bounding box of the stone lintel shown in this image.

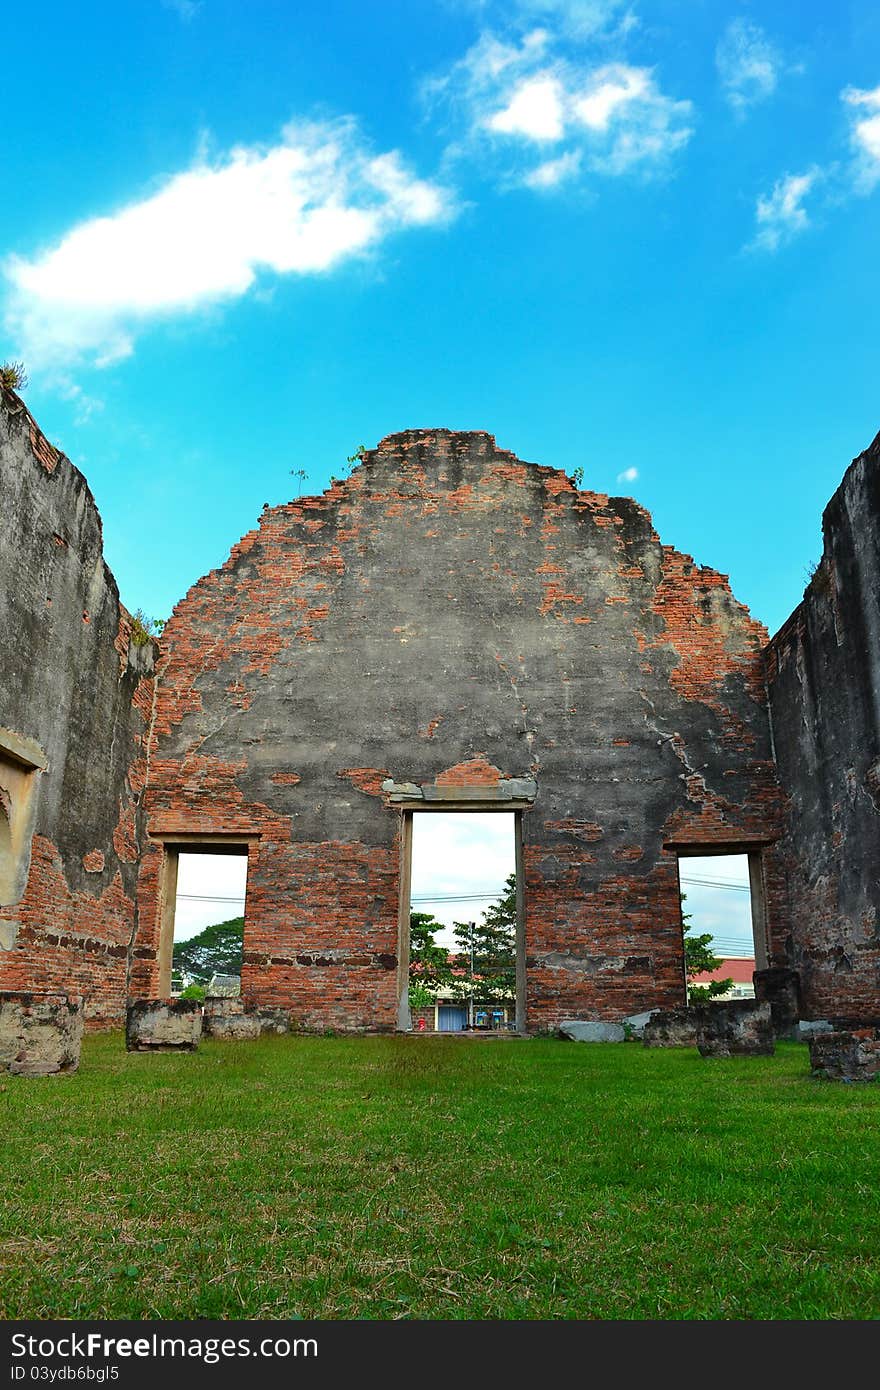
[382,778,537,805]
[0,726,48,772]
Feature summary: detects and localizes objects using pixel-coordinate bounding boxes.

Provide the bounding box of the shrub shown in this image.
[0,361,28,392]
[130,608,165,646]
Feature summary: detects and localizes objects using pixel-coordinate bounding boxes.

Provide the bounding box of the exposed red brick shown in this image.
[435,756,503,787]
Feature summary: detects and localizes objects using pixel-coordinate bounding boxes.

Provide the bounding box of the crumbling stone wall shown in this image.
[0,385,155,1025]
[766,431,880,1022]
[135,429,785,1031]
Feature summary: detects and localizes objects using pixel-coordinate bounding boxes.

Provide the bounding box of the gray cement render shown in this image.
[0,386,154,908]
[766,429,880,1019]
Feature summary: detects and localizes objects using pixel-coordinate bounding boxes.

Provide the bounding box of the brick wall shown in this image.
[137,429,785,1030]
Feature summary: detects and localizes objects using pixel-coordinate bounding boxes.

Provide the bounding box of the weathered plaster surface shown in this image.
[136,429,785,1030]
[0,385,155,1023]
[766,430,880,1021]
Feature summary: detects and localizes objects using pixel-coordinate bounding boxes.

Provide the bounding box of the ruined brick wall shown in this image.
[137,429,784,1030]
[0,385,155,1025]
[766,431,880,1022]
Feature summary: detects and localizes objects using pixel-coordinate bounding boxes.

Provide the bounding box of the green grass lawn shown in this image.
[2,1033,879,1320]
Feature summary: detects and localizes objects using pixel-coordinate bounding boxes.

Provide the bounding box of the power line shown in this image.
[680,878,750,892]
[179,882,750,905]
[177,894,246,903]
[411,892,502,903]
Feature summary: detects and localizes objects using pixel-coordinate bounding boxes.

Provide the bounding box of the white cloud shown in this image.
[507,0,635,39]
[523,150,582,188]
[433,29,693,190]
[616,465,638,483]
[843,84,880,191]
[56,375,104,426]
[749,169,819,252]
[574,64,649,129]
[454,0,635,40]
[162,0,201,20]
[4,119,454,369]
[744,81,880,254]
[715,18,785,115]
[488,75,566,139]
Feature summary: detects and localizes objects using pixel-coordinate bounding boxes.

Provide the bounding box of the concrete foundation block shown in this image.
[203,1011,261,1041]
[559,1019,625,1042]
[695,1000,775,1057]
[203,996,245,1020]
[642,1007,699,1048]
[202,997,290,1038]
[809,1028,880,1082]
[0,991,83,1075]
[126,999,202,1051]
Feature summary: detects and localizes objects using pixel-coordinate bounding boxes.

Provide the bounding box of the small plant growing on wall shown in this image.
[0,361,28,392]
[330,443,368,486]
[130,609,165,646]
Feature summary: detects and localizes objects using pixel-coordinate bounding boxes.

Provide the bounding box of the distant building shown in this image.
[690,957,755,1001]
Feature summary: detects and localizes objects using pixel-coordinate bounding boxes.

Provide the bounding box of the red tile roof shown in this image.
[691,957,755,985]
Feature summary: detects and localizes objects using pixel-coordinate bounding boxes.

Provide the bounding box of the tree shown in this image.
[682,895,733,1002]
[408,910,453,1006]
[172,916,244,984]
[449,873,517,1004]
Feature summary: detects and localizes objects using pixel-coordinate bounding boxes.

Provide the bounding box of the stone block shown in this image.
[753,967,801,1039]
[642,1007,699,1048]
[797,1019,834,1039]
[202,997,290,1038]
[559,1020,625,1042]
[695,1000,774,1057]
[203,1011,261,1041]
[255,1007,291,1035]
[809,1028,880,1082]
[203,996,245,1020]
[126,999,202,1051]
[0,991,83,1075]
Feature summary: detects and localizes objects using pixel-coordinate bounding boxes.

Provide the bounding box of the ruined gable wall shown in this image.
[136,429,785,1030]
[766,432,880,1022]
[0,386,155,1024]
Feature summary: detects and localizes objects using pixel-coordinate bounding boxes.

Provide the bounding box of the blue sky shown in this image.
[3,0,880,634]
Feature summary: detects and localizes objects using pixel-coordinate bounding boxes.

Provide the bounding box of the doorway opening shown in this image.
[676,849,767,1003]
[399,810,524,1034]
[155,840,251,998]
